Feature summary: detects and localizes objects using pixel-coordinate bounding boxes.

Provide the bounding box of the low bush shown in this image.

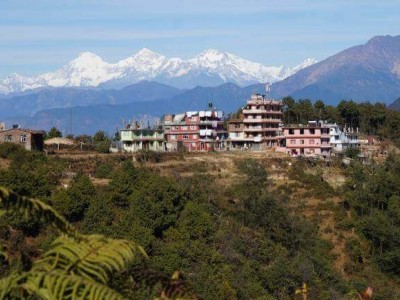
[95,140,111,153]
[135,150,163,163]
[94,163,113,178]
[0,142,24,159]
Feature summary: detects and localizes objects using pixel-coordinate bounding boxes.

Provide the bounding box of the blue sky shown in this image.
[0,0,399,77]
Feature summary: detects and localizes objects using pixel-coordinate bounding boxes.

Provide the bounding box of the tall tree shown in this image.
[46,127,62,139]
[314,99,327,120]
[337,100,360,127]
[282,96,297,124]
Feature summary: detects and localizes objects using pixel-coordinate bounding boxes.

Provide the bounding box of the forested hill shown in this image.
[1,143,400,298]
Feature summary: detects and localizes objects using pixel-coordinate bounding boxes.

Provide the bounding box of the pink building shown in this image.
[277,121,330,157]
[162,108,227,152]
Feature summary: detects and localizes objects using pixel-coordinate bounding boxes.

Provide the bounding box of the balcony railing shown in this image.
[243,118,281,123]
[242,109,282,114]
[243,127,279,132]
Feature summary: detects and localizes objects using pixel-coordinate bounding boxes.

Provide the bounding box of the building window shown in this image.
[181,126,188,130]
[193,135,198,139]
[290,140,296,144]
[170,135,177,140]
[289,129,294,135]
[4,135,12,142]
[300,129,304,134]
[190,125,196,130]
[183,135,189,139]
[300,140,305,144]
[309,129,315,134]
[309,140,315,144]
[20,135,27,143]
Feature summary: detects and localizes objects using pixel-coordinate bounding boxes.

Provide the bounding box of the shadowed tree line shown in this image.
[282,97,400,141]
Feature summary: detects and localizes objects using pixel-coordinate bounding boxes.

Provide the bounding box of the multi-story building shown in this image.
[277,121,359,157]
[162,108,226,152]
[120,123,165,152]
[325,124,359,154]
[228,94,283,150]
[277,121,330,156]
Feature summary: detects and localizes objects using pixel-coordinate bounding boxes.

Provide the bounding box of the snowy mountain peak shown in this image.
[135,48,160,57]
[132,48,166,63]
[296,58,318,69]
[0,49,317,94]
[196,49,228,61]
[78,51,101,58]
[68,52,107,71]
[74,52,104,63]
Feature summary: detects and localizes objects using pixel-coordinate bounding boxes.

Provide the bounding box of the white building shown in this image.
[325,124,359,154]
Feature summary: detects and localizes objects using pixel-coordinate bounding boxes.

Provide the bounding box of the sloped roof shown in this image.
[44,137,75,145]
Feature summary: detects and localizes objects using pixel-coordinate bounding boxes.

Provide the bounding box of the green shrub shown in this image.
[0,142,24,158]
[345,147,361,159]
[95,140,111,153]
[345,238,363,263]
[94,163,113,178]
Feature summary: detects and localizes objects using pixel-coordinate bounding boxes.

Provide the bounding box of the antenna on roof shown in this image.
[265,82,271,99]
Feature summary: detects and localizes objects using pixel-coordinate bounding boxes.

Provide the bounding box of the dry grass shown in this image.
[0,158,10,169]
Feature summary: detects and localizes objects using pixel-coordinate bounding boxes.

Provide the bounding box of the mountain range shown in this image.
[270,35,400,104]
[0,49,316,94]
[1,35,400,134]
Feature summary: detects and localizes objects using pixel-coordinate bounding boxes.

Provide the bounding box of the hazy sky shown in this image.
[0,0,399,77]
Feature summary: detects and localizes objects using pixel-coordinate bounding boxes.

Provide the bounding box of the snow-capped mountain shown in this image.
[0,48,317,94]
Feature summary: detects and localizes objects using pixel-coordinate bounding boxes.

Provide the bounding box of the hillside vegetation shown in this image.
[0,145,400,298]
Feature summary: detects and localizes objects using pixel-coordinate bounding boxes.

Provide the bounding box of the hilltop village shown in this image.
[0,92,363,158]
[120,93,361,158]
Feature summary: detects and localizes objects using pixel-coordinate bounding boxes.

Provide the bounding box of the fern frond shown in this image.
[23,270,126,300]
[0,187,78,238]
[0,272,21,299]
[34,235,146,284]
[0,187,153,300]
